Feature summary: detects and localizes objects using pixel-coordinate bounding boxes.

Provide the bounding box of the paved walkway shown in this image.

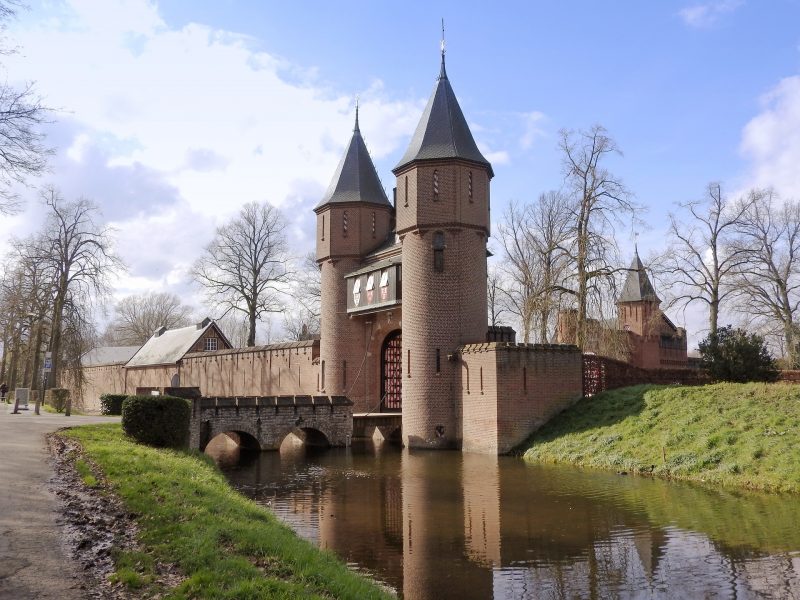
[0,402,118,599]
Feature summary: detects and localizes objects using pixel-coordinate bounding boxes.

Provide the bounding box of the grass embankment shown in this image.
[62,424,391,599]
[523,383,800,493]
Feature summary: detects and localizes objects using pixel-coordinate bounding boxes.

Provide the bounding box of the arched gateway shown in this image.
[381,330,402,412]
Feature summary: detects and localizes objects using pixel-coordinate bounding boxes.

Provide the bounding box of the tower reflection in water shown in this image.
[211,438,800,600]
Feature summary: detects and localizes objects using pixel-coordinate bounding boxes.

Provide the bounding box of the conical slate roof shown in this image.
[394,56,493,177]
[316,109,390,210]
[619,251,660,303]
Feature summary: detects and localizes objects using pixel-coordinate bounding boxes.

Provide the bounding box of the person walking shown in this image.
[0,382,8,401]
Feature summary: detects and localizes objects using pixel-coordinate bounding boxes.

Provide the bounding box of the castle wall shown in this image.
[461,343,583,455]
[74,341,319,412]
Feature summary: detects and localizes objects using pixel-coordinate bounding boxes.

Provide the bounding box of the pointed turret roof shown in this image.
[316,107,390,210]
[393,54,493,177]
[619,251,661,303]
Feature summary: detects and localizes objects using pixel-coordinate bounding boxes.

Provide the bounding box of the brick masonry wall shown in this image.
[73,341,320,411]
[188,396,353,450]
[71,363,127,412]
[461,343,584,454]
[583,354,709,395]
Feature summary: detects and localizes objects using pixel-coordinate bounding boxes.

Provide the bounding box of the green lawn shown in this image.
[60,424,392,599]
[522,383,800,493]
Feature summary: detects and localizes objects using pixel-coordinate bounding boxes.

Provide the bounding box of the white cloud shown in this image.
[678,0,743,28]
[740,75,800,198]
[519,111,546,150]
[0,0,428,303]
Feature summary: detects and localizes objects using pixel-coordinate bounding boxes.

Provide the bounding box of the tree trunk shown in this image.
[709,289,719,339]
[247,309,257,347]
[48,290,66,388]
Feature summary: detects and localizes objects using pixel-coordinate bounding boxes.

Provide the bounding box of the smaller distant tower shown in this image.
[315,108,393,409]
[618,250,662,368]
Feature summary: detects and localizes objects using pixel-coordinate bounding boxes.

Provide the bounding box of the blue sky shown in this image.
[2,0,800,344]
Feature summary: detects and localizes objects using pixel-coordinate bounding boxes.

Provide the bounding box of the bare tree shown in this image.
[731,189,800,366]
[657,182,753,338]
[487,265,504,328]
[214,313,250,348]
[192,201,290,347]
[0,2,52,214]
[36,187,122,387]
[281,254,320,341]
[497,193,572,343]
[103,291,193,345]
[559,125,637,349]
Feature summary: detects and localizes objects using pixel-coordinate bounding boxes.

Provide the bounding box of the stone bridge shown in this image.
[190,395,353,451]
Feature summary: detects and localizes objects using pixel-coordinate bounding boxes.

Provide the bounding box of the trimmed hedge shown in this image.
[121,395,191,449]
[100,393,127,415]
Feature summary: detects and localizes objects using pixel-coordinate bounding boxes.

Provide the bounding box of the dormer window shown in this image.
[433,169,439,201]
[433,231,445,272]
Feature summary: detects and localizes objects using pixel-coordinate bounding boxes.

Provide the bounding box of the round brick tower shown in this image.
[393,54,493,448]
[316,109,393,408]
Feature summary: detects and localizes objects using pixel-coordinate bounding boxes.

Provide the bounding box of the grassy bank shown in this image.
[522,383,800,493]
[61,424,391,599]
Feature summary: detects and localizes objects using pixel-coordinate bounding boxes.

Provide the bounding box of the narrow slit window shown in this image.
[523,367,527,392]
[371,211,376,238]
[321,214,325,240]
[407,349,411,377]
[321,361,325,390]
[468,171,473,202]
[343,360,347,389]
[480,367,484,393]
[436,349,441,373]
[404,176,409,207]
[433,231,445,273]
[342,210,349,237]
[433,169,439,200]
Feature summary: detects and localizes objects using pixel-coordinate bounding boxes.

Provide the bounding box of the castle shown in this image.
[76,52,589,454]
[556,252,688,370]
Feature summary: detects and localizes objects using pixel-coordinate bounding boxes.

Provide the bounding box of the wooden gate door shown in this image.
[381,331,402,412]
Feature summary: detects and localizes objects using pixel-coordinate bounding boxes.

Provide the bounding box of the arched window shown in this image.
[433,231,445,273]
[433,169,439,201]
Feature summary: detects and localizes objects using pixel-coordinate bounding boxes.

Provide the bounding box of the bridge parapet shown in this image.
[190,395,353,451]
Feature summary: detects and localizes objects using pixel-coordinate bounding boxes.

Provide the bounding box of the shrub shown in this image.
[698,326,778,383]
[121,395,191,448]
[47,388,70,413]
[100,393,127,415]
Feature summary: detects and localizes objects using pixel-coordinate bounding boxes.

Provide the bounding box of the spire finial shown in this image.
[634,232,639,256]
[354,95,360,133]
[439,18,447,79]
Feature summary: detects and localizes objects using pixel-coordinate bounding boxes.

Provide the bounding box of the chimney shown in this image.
[197,317,211,330]
[154,326,167,337]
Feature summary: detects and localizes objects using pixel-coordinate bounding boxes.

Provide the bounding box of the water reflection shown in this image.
[211,440,800,599]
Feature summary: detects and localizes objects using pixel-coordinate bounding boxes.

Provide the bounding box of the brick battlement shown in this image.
[460,342,580,354]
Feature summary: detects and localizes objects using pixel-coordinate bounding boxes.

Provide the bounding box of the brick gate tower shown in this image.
[393,52,494,448]
[316,109,393,406]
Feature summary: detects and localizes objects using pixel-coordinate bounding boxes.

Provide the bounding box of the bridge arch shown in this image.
[277,426,331,449]
[206,430,261,450]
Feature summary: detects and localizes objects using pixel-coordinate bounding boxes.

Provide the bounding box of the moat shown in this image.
[210,439,800,599]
